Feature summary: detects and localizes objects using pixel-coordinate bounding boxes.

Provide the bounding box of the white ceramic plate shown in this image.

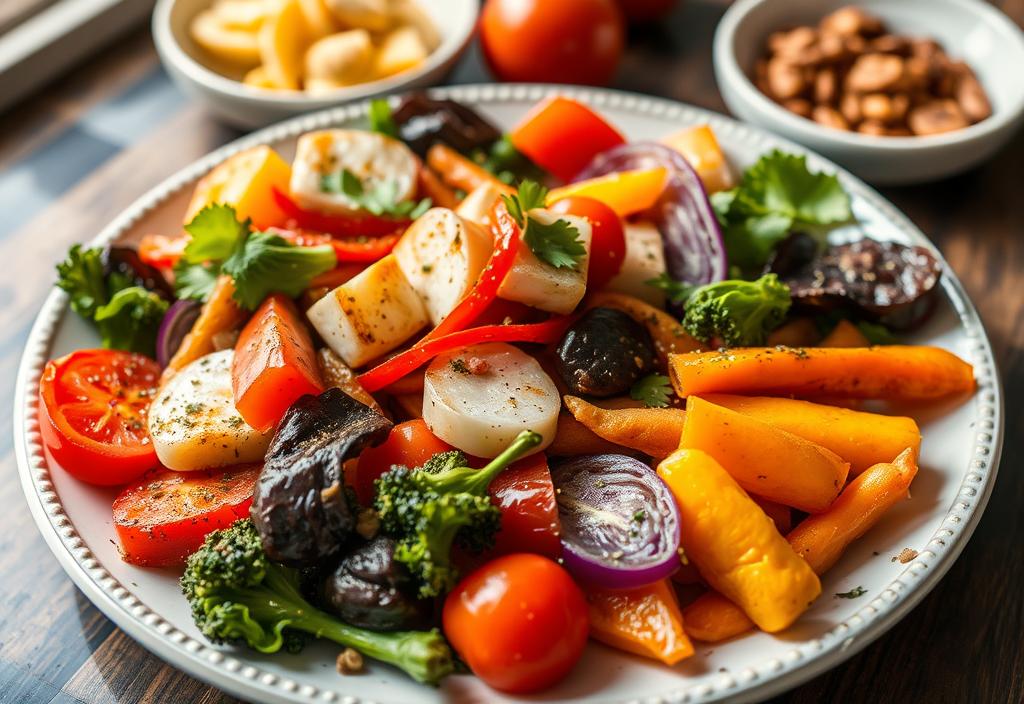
[15,84,1003,704]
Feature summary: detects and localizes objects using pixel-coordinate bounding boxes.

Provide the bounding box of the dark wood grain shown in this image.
[0,2,1021,702]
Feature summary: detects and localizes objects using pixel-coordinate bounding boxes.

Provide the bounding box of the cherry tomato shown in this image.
[38,349,161,486]
[354,420,454,503]
[549,196,626,289]
[444,554,589,693]
[617,0,677,22]
[113,465,259,566]
[488,454,562,560]
[480,0,625,86]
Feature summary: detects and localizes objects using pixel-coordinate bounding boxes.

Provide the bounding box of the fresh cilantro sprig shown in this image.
[56,245,169,356]
[502,180,586,271]
[630,374,674,408]
[320,169,431,219]
[174,204,335,310]
[713,150,853,270]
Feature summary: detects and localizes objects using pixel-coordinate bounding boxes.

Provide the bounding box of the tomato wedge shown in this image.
[355,419,454,504]
[509,96,626,182]
[232,294,324,433]
[273,227,401,264]
[488,453,562,560]
[38,349,160,486]
[548,195,626,290]
[113,465,259,566]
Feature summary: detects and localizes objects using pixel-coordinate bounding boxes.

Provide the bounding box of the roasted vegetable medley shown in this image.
[40,92,975,693]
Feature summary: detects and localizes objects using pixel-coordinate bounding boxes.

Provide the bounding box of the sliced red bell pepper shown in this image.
[272,227,401,263]
[357,316,571,392]
[139,234,188,269]
[271,187,411,238]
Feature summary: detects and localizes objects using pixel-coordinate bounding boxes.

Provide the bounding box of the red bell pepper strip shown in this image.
[272,227,401,263]
[139,234,188,269]
[358,316,571,392]
[423,202,521,341]
[271,187,411,238]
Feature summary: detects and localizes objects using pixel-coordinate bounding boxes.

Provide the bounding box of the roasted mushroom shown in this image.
[322,536,432,632]
[251,388,392,567]
[102,245,174,300]
[555,308,655,397]
[769,234,942,330]
[391,93,502,156]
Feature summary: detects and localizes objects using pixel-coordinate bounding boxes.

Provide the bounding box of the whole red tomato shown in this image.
[480,0,625,86]
[617,0,678,23]
[443,554,589,693]
[549,196,626,290]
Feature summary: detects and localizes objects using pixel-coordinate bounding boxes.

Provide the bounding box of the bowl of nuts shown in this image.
[713,0,1024,184]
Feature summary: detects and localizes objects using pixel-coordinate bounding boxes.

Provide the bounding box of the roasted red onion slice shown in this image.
[575,142,727,286]
[155,299,201,367]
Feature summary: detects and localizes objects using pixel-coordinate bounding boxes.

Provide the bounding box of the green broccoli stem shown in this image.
[433,430,543,496]
[248,565,454,685]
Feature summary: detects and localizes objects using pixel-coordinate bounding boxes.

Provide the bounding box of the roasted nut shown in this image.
[908,99,969,135]
[857,120,888,136]
[766,58,807,99]
[861,93,893,122]
[814,68,838,104]
[812,105,849,130]
[903,56,931,90]
[782,98,814,118]
[957,72,992,123]
[816,31,847,63]
[869,34,911,56]
[769,26,818,58]
[820,6,884,37]
[888,126,913,136]
[845,54,904,93]
[890,93,910,121]
[839,91,862,124]
[843,34,867,55]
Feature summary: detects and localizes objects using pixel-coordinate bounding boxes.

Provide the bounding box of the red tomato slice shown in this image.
[548,195,626,290]
[38,349,161,486]
[232,294,324,433]
[113,465,259,567]
[355,419,454,504]
[509,96,626,182]
[488,454,562,560]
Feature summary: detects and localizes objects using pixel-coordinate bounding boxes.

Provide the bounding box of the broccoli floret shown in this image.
[682,274,792,347]
[181,519,453,685]
[373,430,543,597]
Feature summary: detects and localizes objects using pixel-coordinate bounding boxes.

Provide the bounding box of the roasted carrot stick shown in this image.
[549,410,632,456]
[682,448,919,642]
[588,291,702,366]
[416,164,459,209]
[425,144,514,196]
[587,579,694,665]
[701,394,921,476]
[669,346,975,401]
[658,449,821,633]
[564,395,686,458]
[820,319,870,348]
[681,396,849,513]
[752,496,792,534]
[163,275,247,378]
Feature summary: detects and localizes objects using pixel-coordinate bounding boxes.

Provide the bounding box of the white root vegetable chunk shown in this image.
[497,210,592,315]
[606,220,667,306]
[290,129,419,215]
[393,208,493,325]
[149,350,270,471]
[454,182,504,229]
[422,343,559,458]
[307,254,429,368]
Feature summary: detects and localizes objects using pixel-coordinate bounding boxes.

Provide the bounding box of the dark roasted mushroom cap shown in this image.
[555,307,656,397]
[772,237,942,331]
[392,93,502,157]
[251,388,392,567]
[102,245,174,300]
[321,536,432,632]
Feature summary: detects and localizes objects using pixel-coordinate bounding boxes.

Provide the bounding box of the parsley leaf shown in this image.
[834,586,867,599]
[474,136,547,186]
[174,260,221,301]
[501,179,548,228]
[646,272,695,305]
[320,169,431,219]
[524,217,587,270]
[368,98,398,138]
[630,374,674,408]
[182,204,250,264]
[222,232,336,310]
[714,150,853,270]
[55,244,168,356]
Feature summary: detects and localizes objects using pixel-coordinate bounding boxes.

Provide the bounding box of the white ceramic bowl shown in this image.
[153,0,478,129]
[713,0,1024,185]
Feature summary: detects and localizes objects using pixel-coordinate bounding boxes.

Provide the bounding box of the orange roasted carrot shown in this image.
[564,395,686,458]
[701,394,921,476]
[752,496,792,534]
[681,396,849,513]
[417,164,459,209]
[669,346,975,401]
[587,579,694,665]
[426,143,514,196]
[658,449,821,633]
[820,319,870,348]
[164,275,247,378]
[588,291,702,366]
[549,410,631,456]
[682,448,919,642]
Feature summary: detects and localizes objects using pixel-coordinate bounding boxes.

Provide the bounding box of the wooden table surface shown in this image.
[1,2,1021,702]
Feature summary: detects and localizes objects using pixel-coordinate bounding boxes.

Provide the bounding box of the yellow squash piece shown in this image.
[297,0,337,40]
[190,9,262,67]
[546,168,669,217]
[185,145,292,229]
[660,125,735,193]
[658,449,821,633]
[260,0,309,91]
[375,25,428,78]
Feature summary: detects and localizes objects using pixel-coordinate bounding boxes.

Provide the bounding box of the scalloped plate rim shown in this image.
[14,83,1005,704]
